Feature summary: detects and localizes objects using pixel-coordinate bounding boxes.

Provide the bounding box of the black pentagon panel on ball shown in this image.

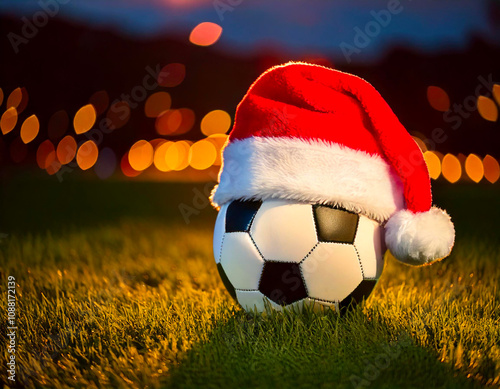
[338,280,377,313]
[313,204,359,244]
[259,262,308,305]
[217,263,237,301]
[225,200,262,232]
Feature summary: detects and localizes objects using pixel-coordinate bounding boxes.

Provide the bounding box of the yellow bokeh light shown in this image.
[76,140,99,170]
[206,134,228,166]
[153,141,173,172]
[144,92,171,118]
[189,22,222,46]
[20,115,39,144]
[57,135,77,165]
[128,140,154,171]
[74,104,96,134]
[1,107,18,135]
[201,110,231,136]
[188,139,217,170]
[465,154,484,183]
[165,141,190,171]
[483,155,500,184]
[441,154,462,183]
[0,88,4,106]
[423,151,441,180]
[427,86,450,112]
[6,87,22,109]
[477,96,498,122]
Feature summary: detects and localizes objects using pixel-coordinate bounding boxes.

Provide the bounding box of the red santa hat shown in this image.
[210,62,455,266]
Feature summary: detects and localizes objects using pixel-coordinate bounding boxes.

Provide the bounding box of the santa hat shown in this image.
[210,62,455,266]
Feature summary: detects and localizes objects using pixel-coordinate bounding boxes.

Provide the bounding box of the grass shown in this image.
[0,174,499,388]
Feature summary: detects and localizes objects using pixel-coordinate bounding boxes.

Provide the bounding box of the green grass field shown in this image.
[0,174,499,388]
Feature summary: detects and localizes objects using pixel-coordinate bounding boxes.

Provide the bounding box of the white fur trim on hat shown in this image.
[385,207,455,266]
[210,137,404,222]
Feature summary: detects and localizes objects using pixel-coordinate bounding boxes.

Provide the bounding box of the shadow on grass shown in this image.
[164,306,482,389]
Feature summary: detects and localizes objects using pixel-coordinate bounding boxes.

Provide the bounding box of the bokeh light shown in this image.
[121,152,141,177]
[188,139,217,170]
[465,154,484,183]
[56,135,77,164]
[1,107,18,135]
[189,22,222,46]
[20,115,39,144]
[94,147,117,180]
[46,160,62,175]
[441,154,462,183]
[144,92,171,118]
[206,134,228,165]
[0,88,3,106]
[9,137,27,163]
[74,104,96,134]
[89,90,110,116]
[158,63,186,87]
[153,141,173,172]
[37,140,56,169]
[423,151,441,180]
[155,108,195,136]
[411,136,428,153]
[106,101,130,130]
[201,110,231,136]
[6,87,22,110]
[48,110,69,141]
[165,141,190,170]
[427,86,450,112]
[16,87,29,114]
[76,140,98,170]
[483,155,500,184]
[493,84,500,105]
[477,96,498,122]
[128,140,154,171]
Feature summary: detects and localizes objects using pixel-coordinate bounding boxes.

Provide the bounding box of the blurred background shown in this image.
[0,0,499,228]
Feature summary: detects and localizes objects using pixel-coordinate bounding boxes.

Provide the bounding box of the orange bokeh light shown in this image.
[188,139,217,170]
[206,134,228,166]
[441,154,461,183]
[477,96,498,122]
[165,141,190,171]
[1,107,18,135]
[427,86,450,112]
[144,92,171,118]
[155,108,195,136]
[6,87,22,110]
[423,151,441,180]
[0,88,4,106]
[128,140,154,171]
[37,140,56,169]
[20,115,39,144]
[465,154,484,183]
[106,101,130,130]
[483,155,500,184]
[189,22,222,46]
[121,152,141,178]
[76,140,99,170]
[153,141,173,172]
[158,63,186,87]
[411,136,428,153]
[48,110,69,141]
[57,135,77,165]
[74,104,96,134]
[493,84,500,105]
[201,110,231,136]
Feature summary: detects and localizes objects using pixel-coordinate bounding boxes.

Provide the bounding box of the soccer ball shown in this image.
[213,199,386,313]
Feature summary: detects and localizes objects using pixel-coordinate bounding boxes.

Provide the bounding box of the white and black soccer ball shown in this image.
[213,199,386,313]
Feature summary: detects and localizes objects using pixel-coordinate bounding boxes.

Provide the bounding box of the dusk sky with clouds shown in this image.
[1,0,498,60]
